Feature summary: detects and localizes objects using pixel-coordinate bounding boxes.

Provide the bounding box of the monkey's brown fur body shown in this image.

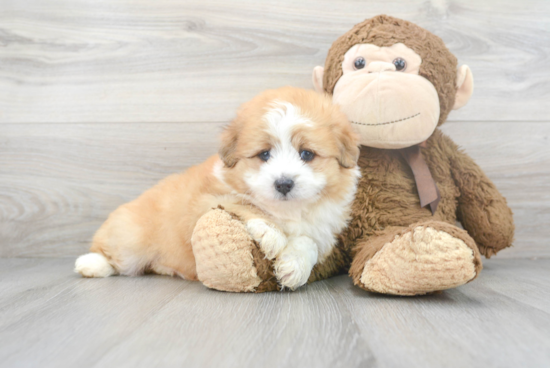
[192,15,514,295]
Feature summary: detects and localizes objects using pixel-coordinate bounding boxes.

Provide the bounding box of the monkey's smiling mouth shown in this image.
[351,112,421,126]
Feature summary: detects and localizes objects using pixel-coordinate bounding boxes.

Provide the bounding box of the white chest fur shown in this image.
[272,168,359,263]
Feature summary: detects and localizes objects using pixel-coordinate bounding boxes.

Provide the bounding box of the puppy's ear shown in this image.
[219,120,240,168]
[336,125,360,169]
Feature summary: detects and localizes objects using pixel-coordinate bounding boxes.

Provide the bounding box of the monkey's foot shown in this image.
[351,222,483,296]
[191,208,279,293]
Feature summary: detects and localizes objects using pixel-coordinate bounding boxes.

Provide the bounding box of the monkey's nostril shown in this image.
[274,178,294,196]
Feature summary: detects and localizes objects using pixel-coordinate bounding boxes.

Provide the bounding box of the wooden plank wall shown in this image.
[1,0,549,258]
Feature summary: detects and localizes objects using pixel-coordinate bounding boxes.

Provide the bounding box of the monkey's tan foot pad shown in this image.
[359,226,480,296]
[192,208,279,293]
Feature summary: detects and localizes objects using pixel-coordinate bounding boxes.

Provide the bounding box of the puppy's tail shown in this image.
[74,252,116,278]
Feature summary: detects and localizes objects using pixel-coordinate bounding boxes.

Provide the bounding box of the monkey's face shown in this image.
[312,16,474,150]
[333,43,439,149]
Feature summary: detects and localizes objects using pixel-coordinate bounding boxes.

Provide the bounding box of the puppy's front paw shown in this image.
[246,219,287,259]
[274,236,318,290]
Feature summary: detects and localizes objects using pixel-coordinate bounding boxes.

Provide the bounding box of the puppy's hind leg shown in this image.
[74,252,117,278]
[74,225,121,278]
[74,206,149,278]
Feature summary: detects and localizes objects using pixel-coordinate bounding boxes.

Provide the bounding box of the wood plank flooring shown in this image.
[0,257,549,368]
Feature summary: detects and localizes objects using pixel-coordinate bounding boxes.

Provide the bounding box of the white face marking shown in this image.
[244,102,327,214]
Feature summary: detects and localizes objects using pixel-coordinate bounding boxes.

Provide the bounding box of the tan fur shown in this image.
[84,87,360,282]
[91,155,227,280]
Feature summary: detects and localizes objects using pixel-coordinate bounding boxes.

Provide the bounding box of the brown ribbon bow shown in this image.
[399,143,440,214]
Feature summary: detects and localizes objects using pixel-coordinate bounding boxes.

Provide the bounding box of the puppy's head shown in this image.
[219,86,359,209]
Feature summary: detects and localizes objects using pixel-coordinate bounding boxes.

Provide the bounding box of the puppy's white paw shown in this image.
[274,236,318,290]
[246,219,287,259]
[74,253,116,278]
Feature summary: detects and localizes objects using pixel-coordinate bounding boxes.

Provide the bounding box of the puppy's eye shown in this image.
[300,150,314,162]
[393,57,407,71]
[258,150,270,162]
[354,57,366,70]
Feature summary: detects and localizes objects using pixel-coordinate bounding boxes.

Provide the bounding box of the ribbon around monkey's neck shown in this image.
[398,142,440,215]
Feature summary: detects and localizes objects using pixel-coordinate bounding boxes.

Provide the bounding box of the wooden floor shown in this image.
[0,257,549,368]
[1,0,550,367]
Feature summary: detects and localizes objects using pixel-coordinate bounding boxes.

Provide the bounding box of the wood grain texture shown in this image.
[0,121,548,258]
[0,257,549,368]
[329,258,550,368]
[1,0,549,123]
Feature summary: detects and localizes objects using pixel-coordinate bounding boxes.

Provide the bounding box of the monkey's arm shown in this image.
[450,149,514,258]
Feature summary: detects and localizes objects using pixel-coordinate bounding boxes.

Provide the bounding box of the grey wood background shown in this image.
[1,257,549,368]
[1,0,549,258]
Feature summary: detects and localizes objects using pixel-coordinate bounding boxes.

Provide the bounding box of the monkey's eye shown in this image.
[258,150,270,162]
[353,57,366,70]
[300,150,315,162]
[393,57,407,71]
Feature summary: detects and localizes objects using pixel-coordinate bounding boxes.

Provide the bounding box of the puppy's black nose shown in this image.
[274,178,294,195]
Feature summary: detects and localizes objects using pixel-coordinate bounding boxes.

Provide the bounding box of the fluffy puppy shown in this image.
[75,86,360,290]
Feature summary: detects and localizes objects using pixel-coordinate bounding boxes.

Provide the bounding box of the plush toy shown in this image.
[191,15,515,295]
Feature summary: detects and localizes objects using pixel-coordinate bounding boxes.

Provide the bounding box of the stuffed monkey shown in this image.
[192,15,514,295]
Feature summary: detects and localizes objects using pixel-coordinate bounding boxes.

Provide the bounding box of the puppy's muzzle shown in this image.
[274,177,294,196]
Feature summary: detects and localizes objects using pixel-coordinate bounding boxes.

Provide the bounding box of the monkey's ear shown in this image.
[312,66,325,93]
[218,122,239,168]
[453,65,474,110]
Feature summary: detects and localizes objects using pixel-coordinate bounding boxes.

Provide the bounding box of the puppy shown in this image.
[75,86,360,290]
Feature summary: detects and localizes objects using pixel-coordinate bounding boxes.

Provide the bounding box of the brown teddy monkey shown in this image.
[192,15,515,295]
